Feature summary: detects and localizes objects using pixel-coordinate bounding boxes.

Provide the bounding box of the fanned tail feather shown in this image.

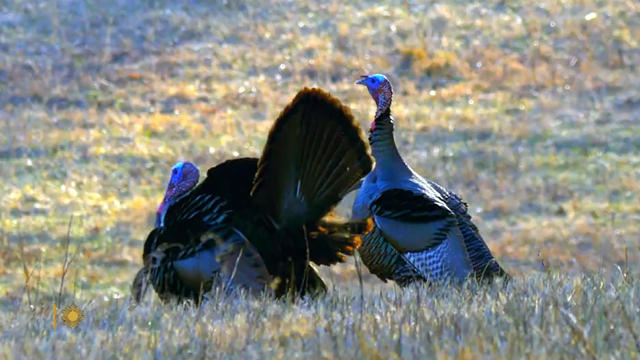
[250,88,373,267]
[251,88,373,229]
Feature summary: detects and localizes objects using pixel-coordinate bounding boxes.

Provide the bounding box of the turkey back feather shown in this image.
[194,158,258,209]
[359,226,423,285]
[427,181,509,280]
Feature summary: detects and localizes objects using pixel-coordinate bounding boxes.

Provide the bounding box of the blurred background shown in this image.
[1,0,639,303]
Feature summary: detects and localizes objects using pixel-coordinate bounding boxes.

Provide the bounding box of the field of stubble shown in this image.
[1,0,639,358]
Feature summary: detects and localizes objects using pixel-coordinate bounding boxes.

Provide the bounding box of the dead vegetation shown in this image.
[0,0,639,358]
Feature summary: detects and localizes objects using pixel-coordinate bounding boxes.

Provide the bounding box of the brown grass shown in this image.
[1,0,639,358]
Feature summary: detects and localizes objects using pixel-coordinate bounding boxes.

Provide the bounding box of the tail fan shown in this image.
[251,88,373,229]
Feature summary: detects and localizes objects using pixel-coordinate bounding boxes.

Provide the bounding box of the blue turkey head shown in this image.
[356,73,394,121]
[356,74,388,96]
[156,161,200,227]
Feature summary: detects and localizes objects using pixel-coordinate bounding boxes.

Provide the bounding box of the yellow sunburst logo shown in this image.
[61,305,84,328]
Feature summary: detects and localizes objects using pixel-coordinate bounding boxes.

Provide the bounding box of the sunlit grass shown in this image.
[2,272,639,358]
[0,0,639,357]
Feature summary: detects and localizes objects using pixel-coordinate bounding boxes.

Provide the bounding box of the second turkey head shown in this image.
[155,161,200,227]
[356,73,393,123]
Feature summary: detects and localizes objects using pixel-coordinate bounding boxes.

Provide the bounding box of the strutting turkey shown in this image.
[132,88,374,304]
[351,74,508,286]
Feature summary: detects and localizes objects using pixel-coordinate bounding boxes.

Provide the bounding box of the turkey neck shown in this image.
[369,108,411,177]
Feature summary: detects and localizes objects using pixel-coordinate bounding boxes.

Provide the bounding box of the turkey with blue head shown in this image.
[132,88,374,304]
[351,74,509,286]
[154,162,200,228]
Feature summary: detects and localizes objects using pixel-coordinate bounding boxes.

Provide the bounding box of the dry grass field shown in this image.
[1,0,639,358]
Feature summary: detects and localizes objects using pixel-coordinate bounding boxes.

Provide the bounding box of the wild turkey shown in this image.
[132,88,373,303]
[131,159,271,303]
[351,74,508,286]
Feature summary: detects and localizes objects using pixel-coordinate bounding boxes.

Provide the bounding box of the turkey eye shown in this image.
[172,169,177,175]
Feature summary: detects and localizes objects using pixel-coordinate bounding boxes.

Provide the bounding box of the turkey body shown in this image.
[352,75,508,286]
[133,88,373,303]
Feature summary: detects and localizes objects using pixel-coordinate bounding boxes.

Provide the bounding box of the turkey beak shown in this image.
[355,77,368,85]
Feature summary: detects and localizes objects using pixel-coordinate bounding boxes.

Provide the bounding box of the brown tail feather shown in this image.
[250,88,373,230]
[249,88,372,297]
